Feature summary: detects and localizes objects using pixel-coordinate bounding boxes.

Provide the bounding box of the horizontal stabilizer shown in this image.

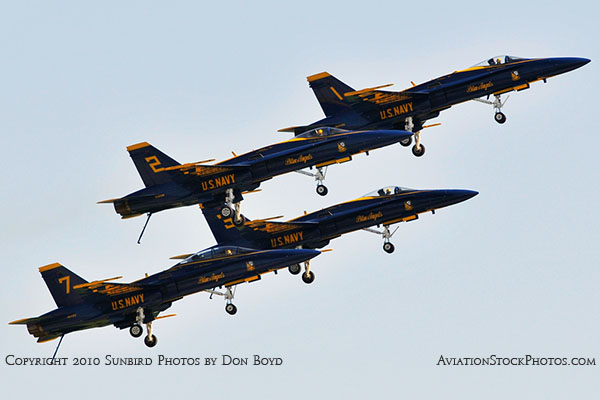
[9,317,38,325]
[97,198,120,204]
[169,253,194,260]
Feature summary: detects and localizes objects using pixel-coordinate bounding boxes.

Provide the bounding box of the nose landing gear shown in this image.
[473,94,510,124]
[363,224,399,254]
[296,166,329,196]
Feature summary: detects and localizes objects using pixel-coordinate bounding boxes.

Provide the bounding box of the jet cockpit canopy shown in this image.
[296,127,347,138]
[470,55,527,68]
[363,186,414,197]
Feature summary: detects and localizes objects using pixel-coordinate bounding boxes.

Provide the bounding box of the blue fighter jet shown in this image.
[200,185,478,282]
[10,247,321,347]
[281,55,590,157]
[100,128,411,241]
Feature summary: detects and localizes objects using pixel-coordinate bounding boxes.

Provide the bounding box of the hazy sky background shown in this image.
[1,1,598,398]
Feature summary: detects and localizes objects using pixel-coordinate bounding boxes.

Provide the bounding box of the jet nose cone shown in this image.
[443,189,479,206]
[549,57,591,75]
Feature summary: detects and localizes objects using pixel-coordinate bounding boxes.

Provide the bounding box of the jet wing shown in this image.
[344,88,429,108]
[243,218,318,235]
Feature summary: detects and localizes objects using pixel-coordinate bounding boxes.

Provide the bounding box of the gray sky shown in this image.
[1,1,598,398]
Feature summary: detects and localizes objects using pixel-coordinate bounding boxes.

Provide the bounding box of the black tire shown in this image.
[400,136,413,147]
[494,112,507,124]
[411,144,425,157]
[225,303,237,315]
[233,215,246,226]
[129,324,143,338]
[383,242,395,254]
[220,206,232,218]
[289,264,301,275]
[302,271,315,284]
[316,185,328,196]
[144,334,158,348]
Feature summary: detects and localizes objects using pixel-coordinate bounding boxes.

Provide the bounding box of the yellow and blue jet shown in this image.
[9,247,321,347]
[200,185,478,282]
[281,55,590,156]
[100,128,412,241]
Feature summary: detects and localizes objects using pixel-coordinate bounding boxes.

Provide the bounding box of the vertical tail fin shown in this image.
[201,206,259,247]
[307,72,355,117]
[39,263,88,308]
[126,142,180,187]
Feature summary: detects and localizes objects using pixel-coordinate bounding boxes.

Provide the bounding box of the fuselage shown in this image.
[19,248,320,340]
[304,57,590,132]
[115,128,410,217]
[215,188,478,250]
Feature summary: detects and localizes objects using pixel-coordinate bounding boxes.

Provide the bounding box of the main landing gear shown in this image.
[295,166,328,196]
[130,307,158,348]
[301,259,315,284]
[205,286,238,315]
[363,224,399,254]
[288,248,315,283]
[473,94,510,124]
[405,117,425,157]
[220,189,246,226]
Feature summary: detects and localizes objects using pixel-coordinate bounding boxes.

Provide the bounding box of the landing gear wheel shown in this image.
[302,271,315,284]
[225,303,238,315]
[289,264,301,275]
[129,324,143,338]
[383,242,395,254]
[400,136,413,147]
[220,206,232,218]
[411,144,425,157]
[144,334,158,348]
[233,215,246,226]
[494,112,507,124]
[316,185,328,196]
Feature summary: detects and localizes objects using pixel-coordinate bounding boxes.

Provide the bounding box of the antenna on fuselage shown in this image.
[137,213,152,245]
[51,335,64,364]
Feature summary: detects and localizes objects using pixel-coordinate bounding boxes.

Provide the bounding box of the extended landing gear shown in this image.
[144,331,158,348]
[205,286,239,315]
[129,324,143,338]
[296,166,329,196]
[225,303,238,315]
[130,307,159,347]
[288,263,302,275]
[316,184,328,196]
[473,94,510,124]
[363,224,399,254]
[400,136,413,147]
[494,112,507,124]
[222,189,246,226]
[383,242,395,254]
[405,117,425,157]
[301,260,315,284]
[411,141,425,157]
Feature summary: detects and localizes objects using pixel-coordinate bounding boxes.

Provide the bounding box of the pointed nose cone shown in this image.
[438,189,479,208]
[547,57,591,76]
